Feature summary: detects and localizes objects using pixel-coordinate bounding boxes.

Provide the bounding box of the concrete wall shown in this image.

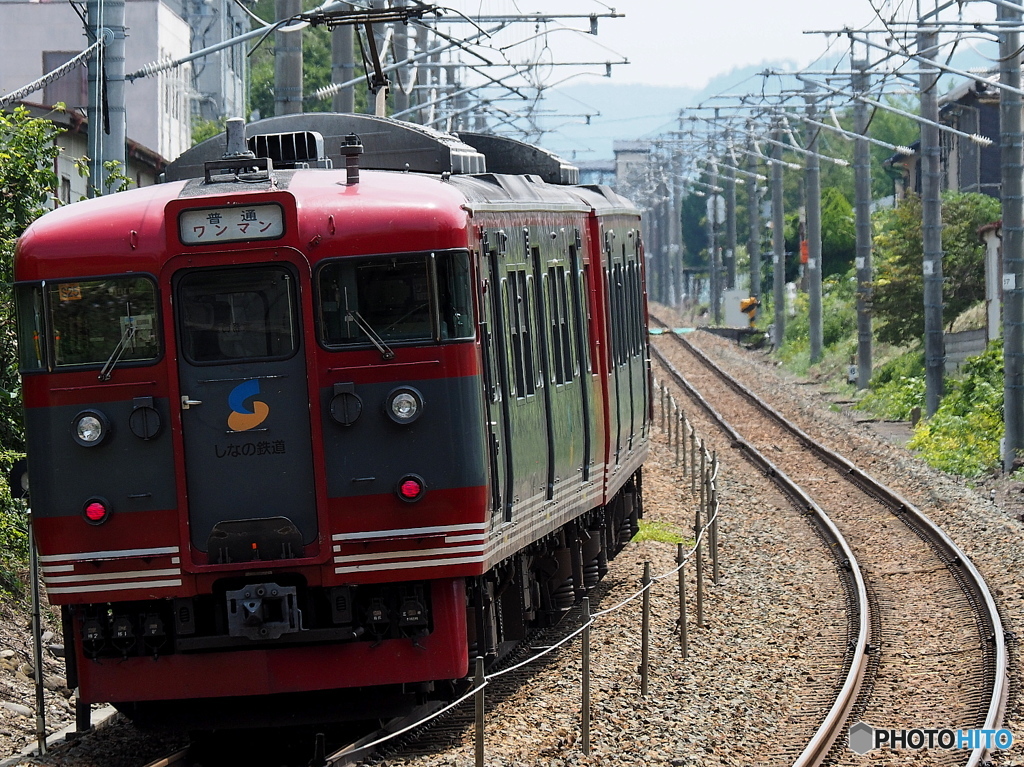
[945,329,988,376]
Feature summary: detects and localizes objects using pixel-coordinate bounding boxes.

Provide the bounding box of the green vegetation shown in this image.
[0,106,60,595]
[872,192,1000,346]
[767,189,1006,479]
[248,0,368,120]
[776,272,858,377]
[907,343,1004,477]
[632,519,690,545]
[856,350,926,420]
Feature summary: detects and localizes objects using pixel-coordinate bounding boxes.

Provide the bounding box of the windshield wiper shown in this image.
[98,320,137,381]
[344,289,394,360]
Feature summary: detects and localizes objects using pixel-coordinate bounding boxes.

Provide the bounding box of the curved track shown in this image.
[649,322,1007,767]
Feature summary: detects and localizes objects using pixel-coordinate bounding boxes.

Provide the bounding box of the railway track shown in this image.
[649,319,1007,766]
[136,591,609,767]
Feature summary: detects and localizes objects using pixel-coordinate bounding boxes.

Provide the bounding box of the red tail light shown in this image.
[396,475,426,503]
[83,498,111,525]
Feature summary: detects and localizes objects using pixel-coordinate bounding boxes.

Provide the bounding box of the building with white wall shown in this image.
[165,0,250,124]
[0,0,252,158]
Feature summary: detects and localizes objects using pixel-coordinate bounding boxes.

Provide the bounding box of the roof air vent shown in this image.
[248,131,332,170]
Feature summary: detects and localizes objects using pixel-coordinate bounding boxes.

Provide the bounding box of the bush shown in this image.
[907,343,1004,477]
[0,450,27,595]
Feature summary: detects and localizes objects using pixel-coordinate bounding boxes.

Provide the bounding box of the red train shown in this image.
[14,114,650,724]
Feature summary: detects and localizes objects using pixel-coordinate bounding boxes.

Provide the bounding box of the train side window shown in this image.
[613,264,625,365]
[44,276,160,369]
[318,250,472,348]
[547,265,574,384]
[561,268,577,378]
[437,250,474,340]
[506,276,526,397]
[626,264,634,356]
[179,266,297,364]
[547,267,565,384]
[576,266,592,375]
[506,268,536,399]
[15,285,46,372]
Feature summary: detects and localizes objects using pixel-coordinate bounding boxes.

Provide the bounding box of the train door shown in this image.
[168,256,318,561]
[499,227,548,513]
[568,233,593,481]
[481,231,512,521]
[534,230,586,495]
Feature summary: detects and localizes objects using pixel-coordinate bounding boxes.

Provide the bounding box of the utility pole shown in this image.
[370,0,389,116]
[919,24,944,416]
[86,0,126,196]
[670,150,684,306]
[275,0,303,114]
[772,121,786,345]
[725,138,737,290]
[853,59,873,389]
[331,3,355,112]
[1000,0,1024,471]
[707,161,721,324]
[747,128,762,314]
[416,23,432,123]
[392,0,410,114]
[804,81,823,363]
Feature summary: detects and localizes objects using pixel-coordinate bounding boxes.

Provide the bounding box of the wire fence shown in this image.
[328,377,721,766]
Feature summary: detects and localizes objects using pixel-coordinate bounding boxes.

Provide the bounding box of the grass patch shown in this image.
[632,519,691,545]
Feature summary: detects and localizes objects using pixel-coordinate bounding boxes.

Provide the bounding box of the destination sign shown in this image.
[179,204,284,245]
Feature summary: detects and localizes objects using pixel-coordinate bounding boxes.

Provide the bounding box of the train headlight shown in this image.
[83,497,111,525]
[72,410,111,447]
[385,387,424,424]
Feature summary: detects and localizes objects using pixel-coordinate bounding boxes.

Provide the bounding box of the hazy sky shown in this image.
[444,0,998,90]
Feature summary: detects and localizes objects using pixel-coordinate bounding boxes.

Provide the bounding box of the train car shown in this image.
[14,114,650,724]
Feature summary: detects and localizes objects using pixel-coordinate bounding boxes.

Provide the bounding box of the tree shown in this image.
[680,191,708,270]
[249,0,368,119]
[0,106,60,588]
[0,106,61,452]
[820,186,855,276]
[872,191,1001,346]
[867,95,920,201]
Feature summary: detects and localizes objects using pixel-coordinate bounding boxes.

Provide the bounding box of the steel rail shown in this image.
[648,333,869,766]
[653,322,1008,767]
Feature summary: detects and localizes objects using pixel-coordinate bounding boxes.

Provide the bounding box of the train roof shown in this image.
[162,113,636,215]
[165,114,580,185]
[17,117,637,279]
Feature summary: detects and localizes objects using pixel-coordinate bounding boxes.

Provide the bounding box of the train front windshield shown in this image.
[15,276,161,373]
[318,250,474,347]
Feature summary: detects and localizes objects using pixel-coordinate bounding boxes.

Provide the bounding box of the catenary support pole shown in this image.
[392,0,410,114]
[1001,1,1024,471]
[853,59,874,389]
[747,128,762,314]
[275,0,303,115]
[725,144,738,290]
[772,122,787,345]
[708,162,721,324]
[331,3,356,113]
[805,81,823,363]
[919,25,945,415]
[86,0,126,196]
